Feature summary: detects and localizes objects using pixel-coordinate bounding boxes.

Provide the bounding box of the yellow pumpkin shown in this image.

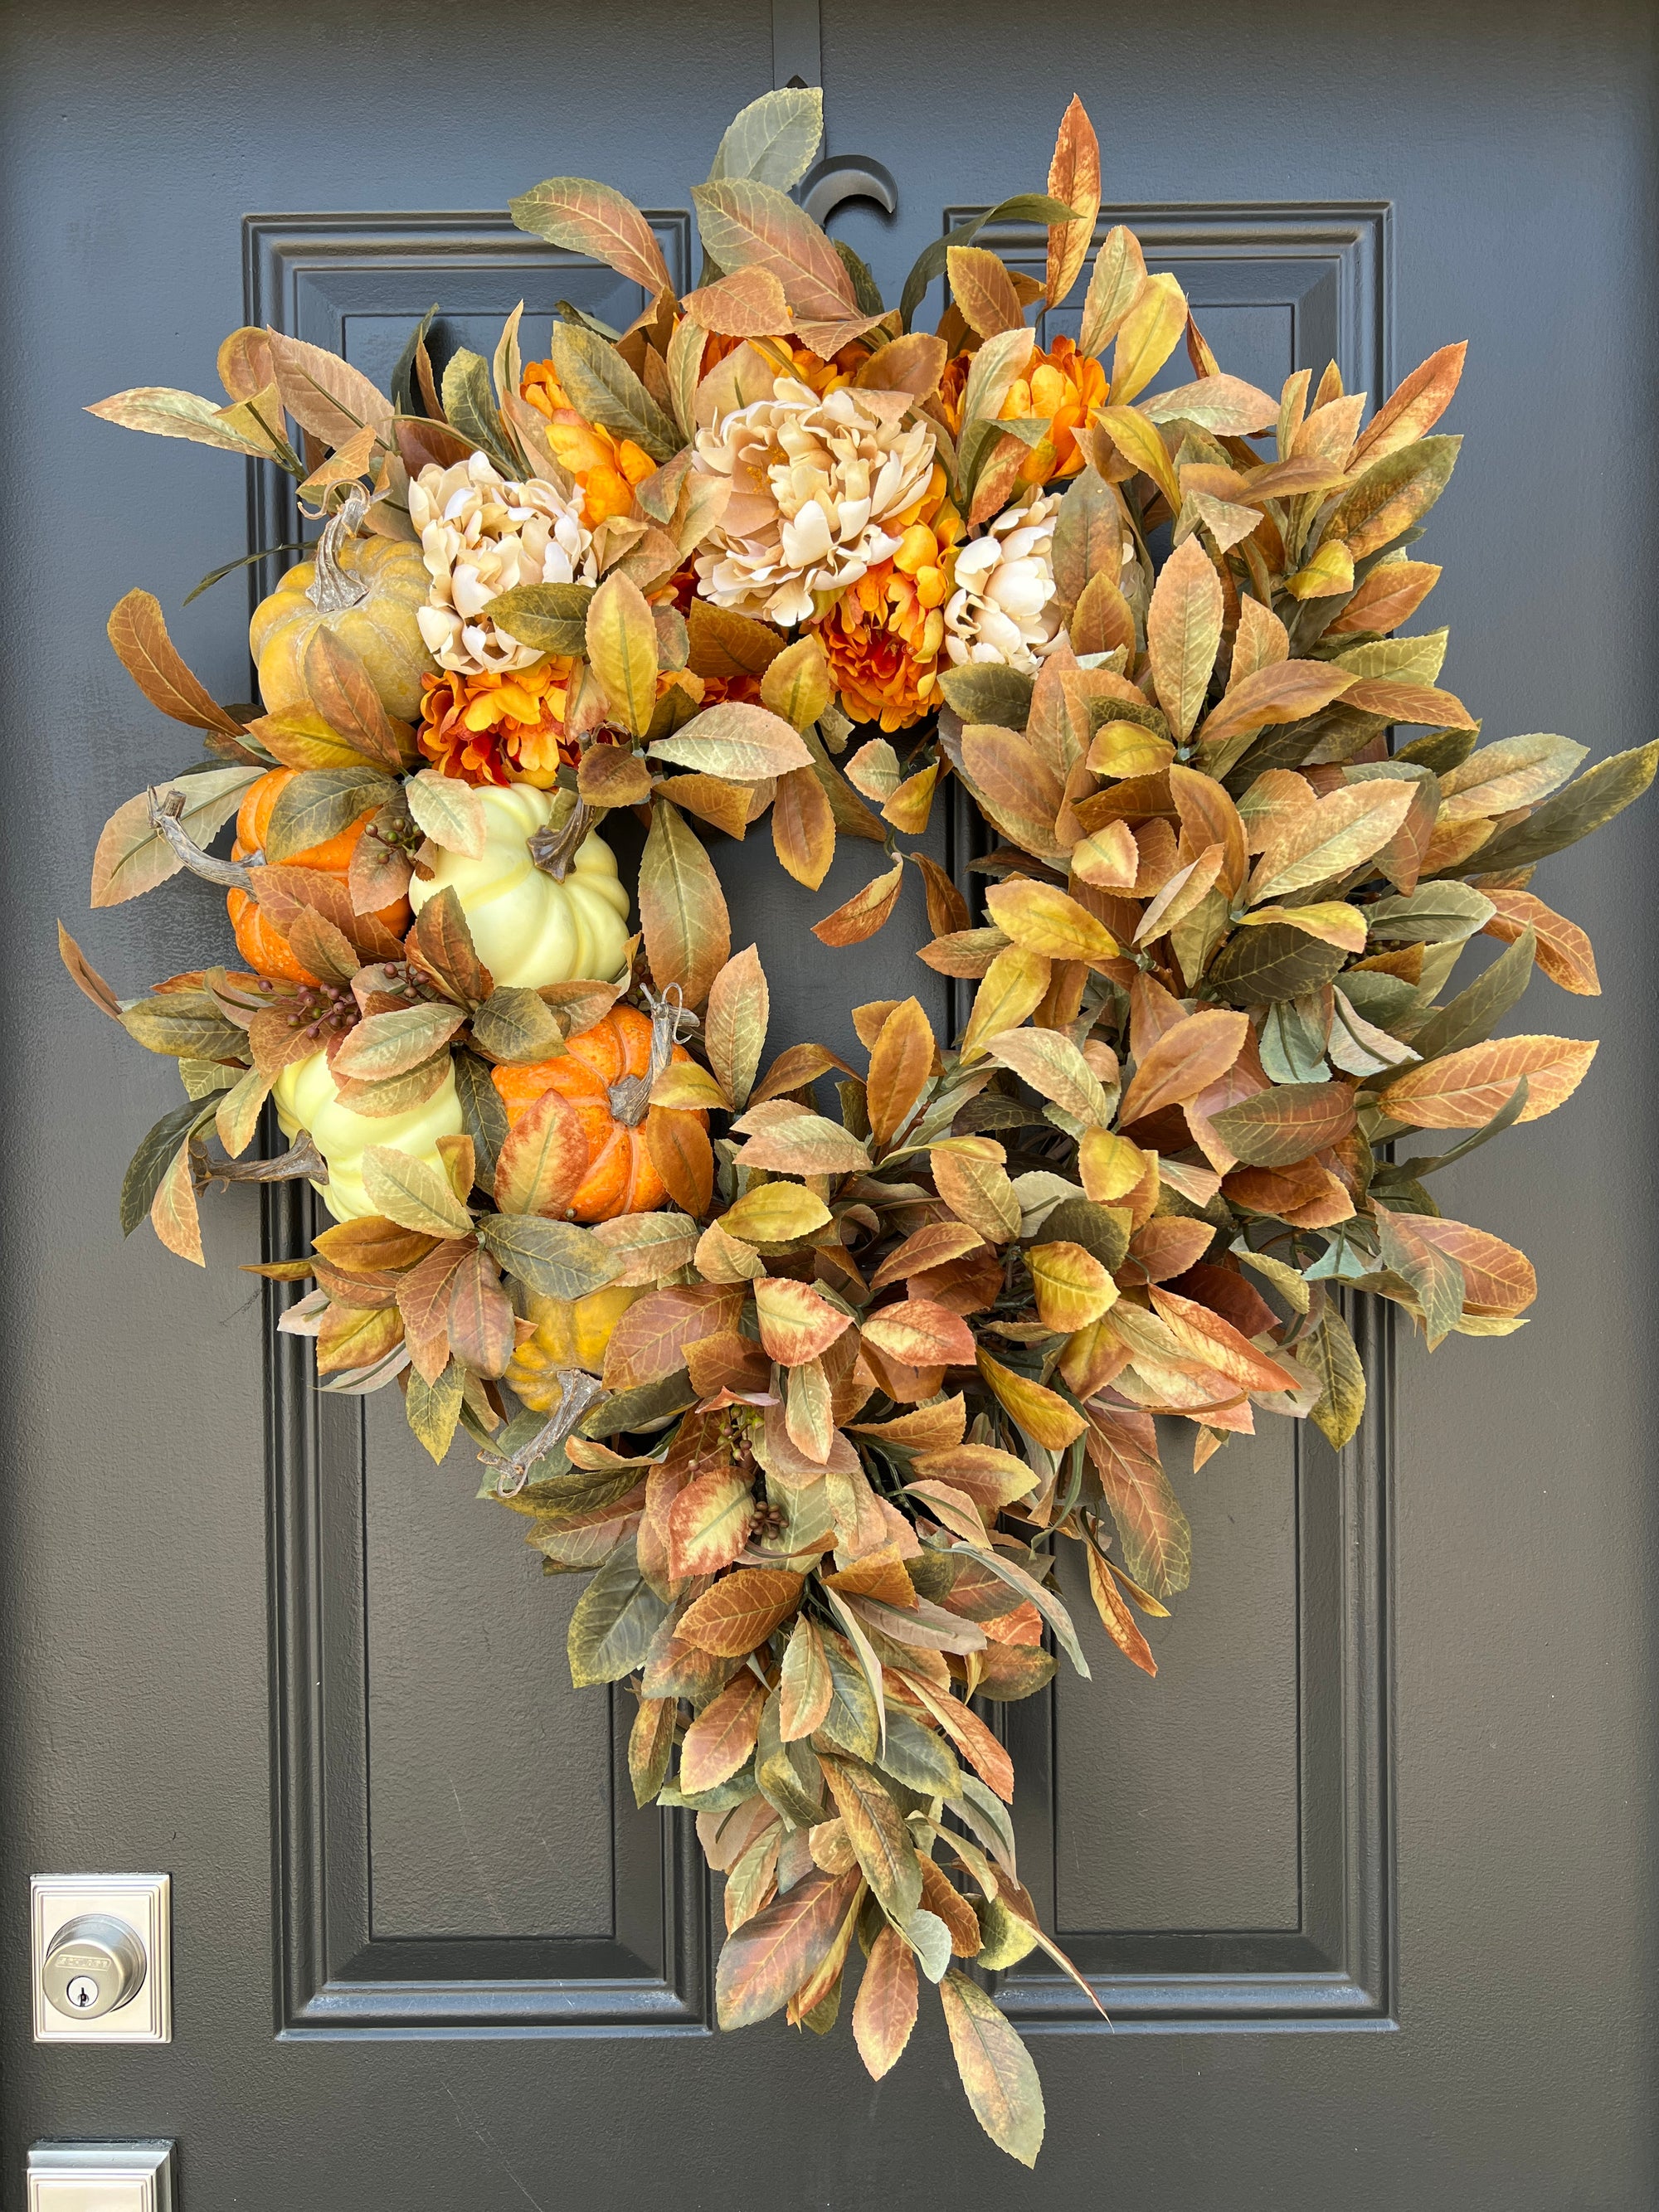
[407,784,631,989]
[274,1048,464,1223]
[251,520,434,723]
[504,1284,641,1412]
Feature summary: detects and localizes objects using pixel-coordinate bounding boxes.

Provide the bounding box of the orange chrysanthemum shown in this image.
[519,361,658,524]
[418,659,579,788]
[815,467,963,733]
[937,334,1105,484]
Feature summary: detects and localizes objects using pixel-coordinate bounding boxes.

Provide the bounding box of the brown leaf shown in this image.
[939,1971,1045,2167]
[911,851,971,937]
[1146,535,1223,742]
[1082,1407,1190,1599]
[811,858,905,948]
[704,944,770,1110]
[715,1866,860,2030]
[303,628,412,770]
[1350,342,1467,468]
[577,745,653,808]
[493,1087,588,1217]
[948,246,1026,340]
[1118,1009,1248,1125]
[683,265,793,336]
[1084,1544,1157,1675]
[57,922,121,1018]
[861,1299,977,1369]
[446,1247,515,1376]
[1482,890,1599,995]
[107,591,245,737]
[602,1281,744,1389]
[779,1615,834,1742]
[149,1140,204,1266]
[509,175,674,294]
[754,1276,854,1368]
[960,727,1066,861]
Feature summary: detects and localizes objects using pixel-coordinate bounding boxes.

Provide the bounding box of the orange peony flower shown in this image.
[418,659,579,787]
[937,334,1105,484]
[815,467,963,732]
[519,360,658,524]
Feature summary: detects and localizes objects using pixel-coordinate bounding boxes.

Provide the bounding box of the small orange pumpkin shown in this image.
[226,767,411,985]
[492,1004,706,1222]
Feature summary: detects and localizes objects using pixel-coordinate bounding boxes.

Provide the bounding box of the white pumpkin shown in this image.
[408,783,631,989]
[275,1049,465,1223]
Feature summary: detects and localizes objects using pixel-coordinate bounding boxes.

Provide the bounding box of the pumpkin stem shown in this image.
[606,982,693,1127]
[148,788,255,892]
[527,795,596,883]
[190,1131,328,1189]
[489,1369,608,1498]
[307,482,371,615]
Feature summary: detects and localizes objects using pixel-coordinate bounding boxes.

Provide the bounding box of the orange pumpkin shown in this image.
[492,1005,706,1222]
[226,767,411,984]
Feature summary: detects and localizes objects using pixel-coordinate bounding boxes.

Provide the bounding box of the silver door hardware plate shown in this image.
[31,1877,170,2044]
[27,2141,176,2211]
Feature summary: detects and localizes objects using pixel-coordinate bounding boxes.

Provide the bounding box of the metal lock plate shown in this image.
[27,2142,176,2212]
[31,1877,170,2044]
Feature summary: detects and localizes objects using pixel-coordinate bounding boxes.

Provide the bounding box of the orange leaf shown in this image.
[1027,1241,1117,1332]
[1146,533,1223,741]
[867,996,937,1150]
[668,1465,756,1579]
[645,1106,714,1216]
[716,1866,861,2029]
[1349,342,1467,469]
[753,1276,854,1368]
[1482,890,1599,995]
[1044,94,1102,307]
[860,1298,978,1369]
[771,762,836,889]
[947,245,1025,339]
[1397,1213,1536,1315]
[602,1282,744,1389]
[1380,1035,1598,1128]
[1085,1544,1157,1675]
[811,857,905,947]
[852,1922,920,2080]
[960,727,1066,862]
[679,1672,766,1795]
[493,1087,589,1218]
[680,1568,806,1660]
[1118,1008,1248,1125]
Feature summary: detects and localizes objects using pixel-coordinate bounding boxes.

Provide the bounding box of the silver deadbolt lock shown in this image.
[32,1876,170,2043]
[41,1914,148,2020]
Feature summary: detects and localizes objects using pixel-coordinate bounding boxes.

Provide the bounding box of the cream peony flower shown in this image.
[409,451,596,677]
[693,377,937,627]
[942,492,1065,673]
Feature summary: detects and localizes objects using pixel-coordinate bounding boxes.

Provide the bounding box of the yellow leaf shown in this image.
[1110,271,1188,404]
[1028,1241,1118,1331]
[983,878,1118,964]
[976,1350,1087,1451]
[585,571,659,738]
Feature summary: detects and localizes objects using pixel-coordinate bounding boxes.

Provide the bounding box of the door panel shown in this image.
[6,2,1657,2205]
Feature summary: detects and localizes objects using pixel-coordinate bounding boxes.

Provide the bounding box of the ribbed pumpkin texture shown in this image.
[251,536,434,722]
[492,1005,706,1222]
[226,767,411,984]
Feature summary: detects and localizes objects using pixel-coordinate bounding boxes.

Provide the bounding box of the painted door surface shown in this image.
[3,3,1656,2205]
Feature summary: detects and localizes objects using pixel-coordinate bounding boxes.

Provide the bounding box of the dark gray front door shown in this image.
[5,4,1655,2205]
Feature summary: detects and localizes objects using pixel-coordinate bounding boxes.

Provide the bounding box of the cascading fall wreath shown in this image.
[69,90,1654,2164]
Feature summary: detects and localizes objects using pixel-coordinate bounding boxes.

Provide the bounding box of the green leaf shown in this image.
[439,348,515,474]
[816,1633,881,1762]
[821,1757,922,1921]
[541,323,681,464]
[453,1050,508,1189]
[1403,927,1534,1062]
[937,664,1034,731]
[1306,1305,1366,1450]
[898,194,1079,331]
[1364,881,1494,946]
[405,1358,466,1463]
[876,1710,961,1797]
[939,1971,1045,2168]
[404,770,487,858]
[1457,739,1659,877]
[1209,925,1348,1006]
[119,1097,216,1235]
[954,1546,1090,1679]
[1373,1202,1464,1349]
[119,992,249,1062]
[469,986,567,1063]
[1322,435,1461,560]
[1207,1081,1356,1168]
[360,1145,474,1237]
[567,1538,669,1686]
[707,86,824,190]
[1037,1197,1131,1274]
[483,581,594,659]
[475,1213,620,1300]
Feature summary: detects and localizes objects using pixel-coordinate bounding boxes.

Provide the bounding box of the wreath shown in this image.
[68,88,1655,2166]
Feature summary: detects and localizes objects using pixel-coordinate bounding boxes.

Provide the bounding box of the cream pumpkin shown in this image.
[274,1049,464,1223]
[407,784,631,989]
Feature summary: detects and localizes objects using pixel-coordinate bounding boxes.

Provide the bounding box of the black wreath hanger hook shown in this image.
[772,0,900,228]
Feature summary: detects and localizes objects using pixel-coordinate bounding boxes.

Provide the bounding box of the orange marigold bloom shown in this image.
[937,335,1105,484]
[698,328,860,398]
[520,360,658,523]
[418,659,579,788]
[815,467,963,733]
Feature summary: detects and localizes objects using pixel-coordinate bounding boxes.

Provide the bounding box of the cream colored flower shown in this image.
[942,492,1064,672]
[409,452,596,676]
[693,377,937,626]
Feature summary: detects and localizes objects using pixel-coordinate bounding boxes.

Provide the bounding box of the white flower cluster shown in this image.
[410,452,596,677]
[943,493,1064,673]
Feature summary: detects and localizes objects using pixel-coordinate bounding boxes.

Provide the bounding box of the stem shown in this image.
[306,483,370,614]
[148,790,255,891]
